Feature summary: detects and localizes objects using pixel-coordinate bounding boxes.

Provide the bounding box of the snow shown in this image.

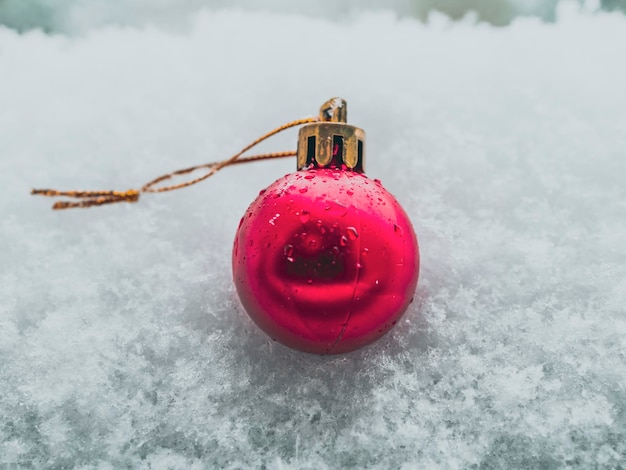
[1,3,626,468]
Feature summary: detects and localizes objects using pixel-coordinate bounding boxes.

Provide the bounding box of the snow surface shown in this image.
[1,4,626,469]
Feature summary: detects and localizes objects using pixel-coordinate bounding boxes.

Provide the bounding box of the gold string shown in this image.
[31,118,316,210]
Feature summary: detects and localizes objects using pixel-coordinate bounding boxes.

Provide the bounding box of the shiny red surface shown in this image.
[232,168,419,354]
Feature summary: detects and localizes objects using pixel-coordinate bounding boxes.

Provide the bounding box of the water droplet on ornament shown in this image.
[374,178,381,185]
[347,227,359,240]
[284,245,294,257]
[307,279,313,284]
[356,263,362,269]
[299,187,308,194]
[269,213,281,225]
[346,189,354,196]
[394,224,404,236]
[299,211,310,223]
[258,189,267,196]
[305,174,315,180]
[340,236,348,246]
[362,248,369,256]
[248,240,254,247]
[286,257,295,263]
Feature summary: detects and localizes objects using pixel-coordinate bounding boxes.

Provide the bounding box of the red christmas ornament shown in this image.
[31,97,419,355]
[233,98,419,354]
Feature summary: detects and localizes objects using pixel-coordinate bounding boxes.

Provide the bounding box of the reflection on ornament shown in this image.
[233,98,419,354]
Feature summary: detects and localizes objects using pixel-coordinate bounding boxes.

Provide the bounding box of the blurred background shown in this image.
[1,0,625,33]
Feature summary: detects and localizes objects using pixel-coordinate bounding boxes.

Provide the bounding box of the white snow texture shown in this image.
[1,3,626,469]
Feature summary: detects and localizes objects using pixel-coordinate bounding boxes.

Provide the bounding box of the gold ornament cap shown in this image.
[297,98,366,173]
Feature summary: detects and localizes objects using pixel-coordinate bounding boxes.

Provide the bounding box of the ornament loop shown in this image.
[31,114,319,209]
[30,98,364,210]
[320,97,347,123]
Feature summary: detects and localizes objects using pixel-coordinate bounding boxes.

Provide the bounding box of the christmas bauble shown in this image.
[232,99,419,354]
[31,96,418,354]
